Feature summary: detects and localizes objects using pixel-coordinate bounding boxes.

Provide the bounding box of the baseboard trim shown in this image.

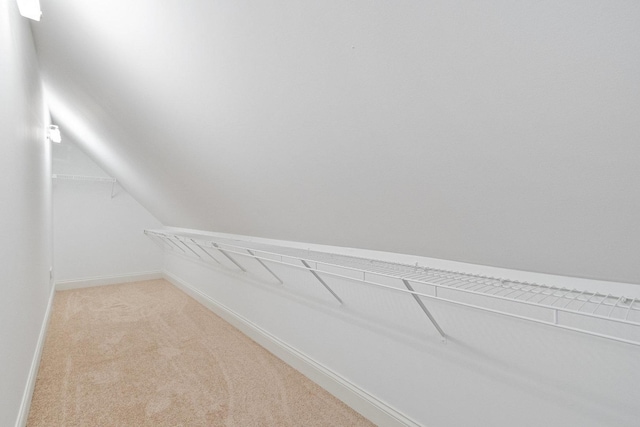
[55,271,163,290]
[163,269,422,427]
[15,283,56,427]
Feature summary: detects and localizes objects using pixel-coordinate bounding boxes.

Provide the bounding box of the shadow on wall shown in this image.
[162,240,640,427]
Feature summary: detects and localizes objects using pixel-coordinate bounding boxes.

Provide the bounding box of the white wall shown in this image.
[52,139,162,283]
[163,236,640,427]
[0,3,52,426]
[32,1,640,285]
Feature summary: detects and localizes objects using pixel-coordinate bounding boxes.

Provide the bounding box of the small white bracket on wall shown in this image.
[248,249,283,284]
[212,243,247,272]
[190,238,221,264]
[402,279,446,342]
[301,259,343,304]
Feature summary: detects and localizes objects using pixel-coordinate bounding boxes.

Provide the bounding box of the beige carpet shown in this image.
[27,279,373,426]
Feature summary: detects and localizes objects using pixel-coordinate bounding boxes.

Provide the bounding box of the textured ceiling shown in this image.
[32,1,640,284]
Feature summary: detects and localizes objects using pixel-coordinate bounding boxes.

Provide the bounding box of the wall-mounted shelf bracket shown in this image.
[403,279,446,342]
[212,243,246,272]
[144,229,640,347]
[301,259,343,304]
[190,238,221,264]
[174,237,202,259]
[248,249,283,284]
[145,231,173,251]
[164,234,187,253]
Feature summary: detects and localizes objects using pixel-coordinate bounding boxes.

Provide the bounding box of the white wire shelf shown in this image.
[52,174,117,197]
[52,174,116,183]
[145,229,640,346]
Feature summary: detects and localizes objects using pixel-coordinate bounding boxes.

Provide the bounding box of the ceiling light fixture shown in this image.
[47,125,61,143]
[16,0,41,21]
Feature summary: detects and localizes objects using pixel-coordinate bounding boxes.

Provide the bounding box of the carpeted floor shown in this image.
[27,279,373,426]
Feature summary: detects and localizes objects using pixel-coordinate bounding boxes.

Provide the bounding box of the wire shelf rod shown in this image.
[163,232,640,319]
[433,277,465,287]
[161,237,640,347]
[147,231,640,322]
[450,279,495,290]
[315,252,507,290]
[479,282,514,294]
[239,236,635,317]
[421,276,457,286]
[499,285,530,299]
[505,289,532,301]
[559,289,588,309]
[576,293,601,312]
[492,282,534,296]
[592,294,612,314]
[626,298,638,320]
[536,288,574,306]
[425,272,508,294]
[520,284,557,302]
[52,174,116,183]
[172,234,640,326]
[546,288,580,307]
[447,276,488,287]
[608,296,625,318]
[463,282,497,293]
[399,272,430,281]
[486,283,519,295]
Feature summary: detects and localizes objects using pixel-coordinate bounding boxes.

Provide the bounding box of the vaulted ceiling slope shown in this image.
[32,1,640,284]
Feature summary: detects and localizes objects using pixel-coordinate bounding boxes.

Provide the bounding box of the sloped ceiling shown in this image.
[32,1,640,284]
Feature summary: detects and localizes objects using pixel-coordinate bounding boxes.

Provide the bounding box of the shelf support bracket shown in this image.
[175,238,202,259]
[190,239,221,264]
[213,243,246,272]
[301,260,343,304]
[147,233,172,251]
[402,279,446,342]
[247,250,283,284]
[161,235,186,253]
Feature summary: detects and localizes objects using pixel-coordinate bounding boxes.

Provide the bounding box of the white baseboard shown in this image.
[163,270,422,427]
[55,271,163,290]
[15,283,56,427]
